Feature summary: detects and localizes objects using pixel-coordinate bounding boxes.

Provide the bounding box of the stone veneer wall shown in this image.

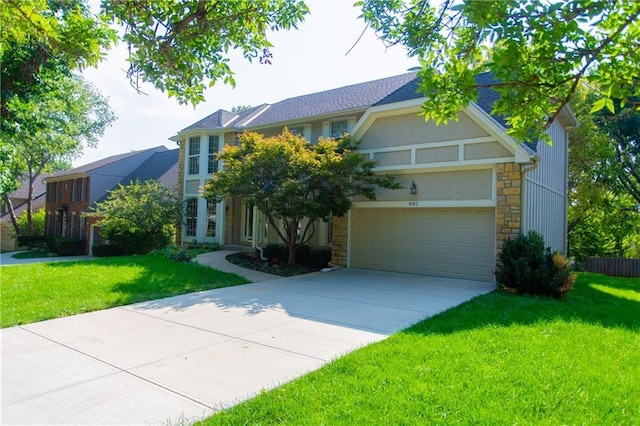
[175,139,185,246]
[496,162,522,254]
[224,198,234,245]
[331,215,348,266]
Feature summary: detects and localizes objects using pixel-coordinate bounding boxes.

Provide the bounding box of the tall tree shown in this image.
[203,129,400,265]
[1,72,115,235]
[1,0,117,117]
[1,0,116,235]
[359,0,640,143]
[568,88,640,260]
[594,100,640,204]
[101,0,309,106]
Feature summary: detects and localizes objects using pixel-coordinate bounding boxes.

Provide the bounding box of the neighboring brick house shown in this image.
[1,174,49,251]
[171,73,577,283]
[43,146,178,254]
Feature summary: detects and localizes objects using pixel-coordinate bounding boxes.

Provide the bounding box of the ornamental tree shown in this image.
[92,180,183,254]
[359,0,640,143]
[203,129,400,265]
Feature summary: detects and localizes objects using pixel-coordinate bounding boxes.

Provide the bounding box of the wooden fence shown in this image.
[585,257,640,278]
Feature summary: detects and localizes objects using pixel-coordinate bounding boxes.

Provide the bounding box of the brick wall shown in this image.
[496,162,522,254]
[45,178,90,240]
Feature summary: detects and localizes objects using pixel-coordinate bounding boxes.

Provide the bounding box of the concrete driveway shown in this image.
[2,268,494,425]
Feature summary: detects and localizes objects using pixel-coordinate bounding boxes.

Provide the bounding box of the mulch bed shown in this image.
[226,252,319,277]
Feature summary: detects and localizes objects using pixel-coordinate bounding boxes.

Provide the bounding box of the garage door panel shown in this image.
[350,208,495,282]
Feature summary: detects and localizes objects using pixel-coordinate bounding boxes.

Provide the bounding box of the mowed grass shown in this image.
[201,273,640,425]
[0,255,249,328]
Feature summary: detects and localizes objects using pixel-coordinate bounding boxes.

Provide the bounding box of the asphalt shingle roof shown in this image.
[180,71,539,151]
[120,149,178,184]
[45,147,167,179]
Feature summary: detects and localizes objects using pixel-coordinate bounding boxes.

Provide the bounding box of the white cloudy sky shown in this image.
[77,0,418,166]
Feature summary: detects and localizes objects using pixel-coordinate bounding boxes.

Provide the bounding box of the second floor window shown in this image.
[208,135,219,174]
[330,120,348,138]
[46,182,61,202]
[188,136,200,175]
[71,178,87,202]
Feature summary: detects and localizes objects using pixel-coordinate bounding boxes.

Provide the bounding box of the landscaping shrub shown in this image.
[184,242,221,255]
[16,235,47,249]
[111,230,167,255]
[262,244,286,261]
[310,248,332,269]
[284,244,311,265]
[92,244,125,257]
[46,238,86,256]
[16,209,45,237]
[152,245,192,262]
[495,231,576,299]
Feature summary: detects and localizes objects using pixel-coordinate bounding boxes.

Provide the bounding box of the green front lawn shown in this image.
[0,255,249,328]
[202,273,640,425]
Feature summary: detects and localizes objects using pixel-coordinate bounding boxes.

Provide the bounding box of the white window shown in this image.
[206,199,216,237]
[289,126,304,136]
[71,178,87,202]
[241,202,254,242]
[188,136,200,175]
[208,135,219,174]
[185,197,198,237]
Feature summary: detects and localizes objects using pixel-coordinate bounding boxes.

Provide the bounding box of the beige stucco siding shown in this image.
[362,169,493,202]
[464,141,512,160]
[359,111,490,150]
[415,146,458,164]
[374,150,411,167]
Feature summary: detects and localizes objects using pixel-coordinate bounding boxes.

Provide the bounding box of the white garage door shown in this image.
[350,208,495,282]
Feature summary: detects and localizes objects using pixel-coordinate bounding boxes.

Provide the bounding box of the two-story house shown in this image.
[43,146,178,254]
[171,73,577,282]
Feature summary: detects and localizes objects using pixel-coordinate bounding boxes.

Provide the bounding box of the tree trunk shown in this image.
[26,175,35,235]
[286,219,299,265]
[2,194,21,236]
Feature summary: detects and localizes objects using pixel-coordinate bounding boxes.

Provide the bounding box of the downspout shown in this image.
[519,155,540,234]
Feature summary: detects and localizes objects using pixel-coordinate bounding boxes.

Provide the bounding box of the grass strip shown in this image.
[201,273,640,425]
[1,255,249,327]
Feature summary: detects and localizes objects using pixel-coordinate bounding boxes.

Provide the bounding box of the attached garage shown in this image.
[350,208,496,282]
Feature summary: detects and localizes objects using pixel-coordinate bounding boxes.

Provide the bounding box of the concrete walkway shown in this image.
[2,252,495,425]
[195,250,280,282]
[0,250,92,266]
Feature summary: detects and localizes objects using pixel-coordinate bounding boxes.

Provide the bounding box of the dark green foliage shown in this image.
[310,248,332,269]
[261,244,331,268]
[263,244,286,261]
[92,244,125,258]
[151,245,192,263]
[496,231,576,299]
[283,244,312,265]
[112,230,169,255]
[46,238,85,256]
[16,235,47,248]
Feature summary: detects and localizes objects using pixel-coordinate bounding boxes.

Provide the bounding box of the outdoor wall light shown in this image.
[410,181,417,195]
